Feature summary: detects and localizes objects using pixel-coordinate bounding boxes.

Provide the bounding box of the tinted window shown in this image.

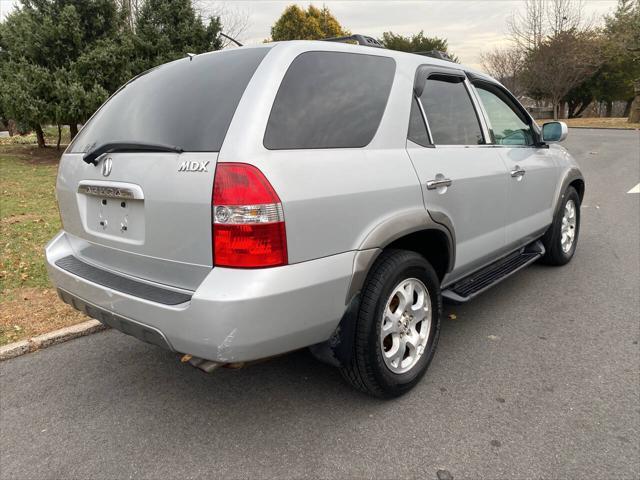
[420,77,483,145]
[476,86,534,146]
[408,96,431,146]
[264,52,395,149]
[70,47,271,153]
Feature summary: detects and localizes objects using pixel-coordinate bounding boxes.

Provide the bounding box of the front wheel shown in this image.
[541,186,581,265]
[340,250,441,398]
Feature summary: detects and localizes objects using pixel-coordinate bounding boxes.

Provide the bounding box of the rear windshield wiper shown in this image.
[83,142,184,165]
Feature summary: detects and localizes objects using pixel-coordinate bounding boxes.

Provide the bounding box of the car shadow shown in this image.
[7,259,572,438]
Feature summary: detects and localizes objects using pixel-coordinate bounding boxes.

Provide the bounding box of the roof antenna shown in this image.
[220,32,243,47]
[186,53,196,61]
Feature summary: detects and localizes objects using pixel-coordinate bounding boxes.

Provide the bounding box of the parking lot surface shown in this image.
[1,129,639,479]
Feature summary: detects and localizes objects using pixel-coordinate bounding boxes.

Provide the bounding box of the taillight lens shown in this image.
[212,163,287,268]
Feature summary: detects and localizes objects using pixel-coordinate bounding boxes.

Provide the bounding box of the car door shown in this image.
[405,65,511,282]
[471,81,559,249]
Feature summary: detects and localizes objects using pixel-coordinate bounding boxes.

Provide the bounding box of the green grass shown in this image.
[0,151,61,296]
[0,146,88,346]
[0,125,71,146]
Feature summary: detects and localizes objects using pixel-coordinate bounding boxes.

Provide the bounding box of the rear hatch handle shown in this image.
[82,142,184,165]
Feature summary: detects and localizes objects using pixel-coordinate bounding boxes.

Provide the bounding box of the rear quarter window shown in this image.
[408,96,431,147]
[264,51,396,150]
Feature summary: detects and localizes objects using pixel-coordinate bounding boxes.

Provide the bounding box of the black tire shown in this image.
[340,249,442,398]
[541,186,580,266]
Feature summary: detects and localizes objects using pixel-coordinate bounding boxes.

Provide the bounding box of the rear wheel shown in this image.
[340,250,441,398]
[541,186,580,265]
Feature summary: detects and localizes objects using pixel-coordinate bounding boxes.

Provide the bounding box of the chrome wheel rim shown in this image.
[380,278,432,374]
[561,199,577,253]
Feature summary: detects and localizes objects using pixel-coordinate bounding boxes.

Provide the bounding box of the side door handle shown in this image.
[426,178,453,190]
[510,166,526,178]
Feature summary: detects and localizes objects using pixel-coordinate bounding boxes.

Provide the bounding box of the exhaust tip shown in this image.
[180,354,225,373]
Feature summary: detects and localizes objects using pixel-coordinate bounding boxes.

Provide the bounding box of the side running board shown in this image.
[442,240,545,303]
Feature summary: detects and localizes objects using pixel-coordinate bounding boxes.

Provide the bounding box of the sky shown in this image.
[0,0,619,69]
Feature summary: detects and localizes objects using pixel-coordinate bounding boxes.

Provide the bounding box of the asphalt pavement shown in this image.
[1,129,639,479]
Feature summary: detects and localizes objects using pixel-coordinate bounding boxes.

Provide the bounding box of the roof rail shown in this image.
[323,34,385,49]
[414,50,456,62]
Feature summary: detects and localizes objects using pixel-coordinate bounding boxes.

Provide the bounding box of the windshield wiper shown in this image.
[83,141,184,165]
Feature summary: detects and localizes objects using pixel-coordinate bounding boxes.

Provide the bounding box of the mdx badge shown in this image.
[178,160,209,172]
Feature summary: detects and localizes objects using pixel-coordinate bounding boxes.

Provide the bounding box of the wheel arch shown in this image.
[384,229,451,281]
[346,209,455,304]
[553,168,585,220]
[312,214,452,369]
[570,178,585,202]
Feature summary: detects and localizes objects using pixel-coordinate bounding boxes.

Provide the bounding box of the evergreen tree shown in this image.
[561,0,639,118]
[134,0,222,71]
[269,5,348,41]
[0,0,222,146]
[0,0,132,144]
[380,31,459,62]
[603,0,640,120]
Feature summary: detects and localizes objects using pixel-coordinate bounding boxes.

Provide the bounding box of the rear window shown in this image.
[69,47,271,153]
[264,51,395,150]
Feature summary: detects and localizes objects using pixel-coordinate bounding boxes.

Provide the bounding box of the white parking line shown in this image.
[628,183,640,194]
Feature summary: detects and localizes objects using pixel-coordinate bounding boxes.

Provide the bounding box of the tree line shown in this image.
[0,0,223,147]
[481,0,639,122]
[269,5,458,58]
[0,1,460,148]
[2,1,636,148]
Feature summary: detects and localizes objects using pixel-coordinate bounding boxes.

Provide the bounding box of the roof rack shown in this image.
[323,34,385,49]
[319,36,457,63]
[414,50,456,62]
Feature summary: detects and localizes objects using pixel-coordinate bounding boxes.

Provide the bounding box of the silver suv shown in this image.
[46,38,584,397]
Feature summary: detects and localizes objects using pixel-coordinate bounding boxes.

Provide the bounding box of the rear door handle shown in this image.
[510,166,526,178]
[426,178,453,190]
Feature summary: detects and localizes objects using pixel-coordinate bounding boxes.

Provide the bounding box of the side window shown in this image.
[475,85,534,146]
[264,51,396,149]
[407,96,431,147]
[420,77,483,145]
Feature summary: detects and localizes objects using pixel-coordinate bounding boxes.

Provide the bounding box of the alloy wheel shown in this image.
[380,278,432,374]
[561,199,577,253]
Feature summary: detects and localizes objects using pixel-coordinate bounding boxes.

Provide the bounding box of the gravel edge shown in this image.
[0,320,107,361]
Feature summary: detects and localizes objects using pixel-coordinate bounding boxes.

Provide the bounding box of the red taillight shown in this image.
[212,163,287,268]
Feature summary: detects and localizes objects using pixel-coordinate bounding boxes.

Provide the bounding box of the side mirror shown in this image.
[542,121,568,143]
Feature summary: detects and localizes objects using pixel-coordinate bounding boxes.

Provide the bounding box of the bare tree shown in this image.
[504,0,604,117]
[195,1,249,47]
[117,0,248,44]
[523,31,603,119]
[480,47,526,97]
[546,0,592,36]
[508,0,546,51]
[508,0,593,51]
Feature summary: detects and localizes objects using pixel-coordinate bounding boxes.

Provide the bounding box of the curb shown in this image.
[567,126,639,131]
[0,320,107,361]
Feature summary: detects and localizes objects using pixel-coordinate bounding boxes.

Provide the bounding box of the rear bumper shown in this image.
[46,231,355,362]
